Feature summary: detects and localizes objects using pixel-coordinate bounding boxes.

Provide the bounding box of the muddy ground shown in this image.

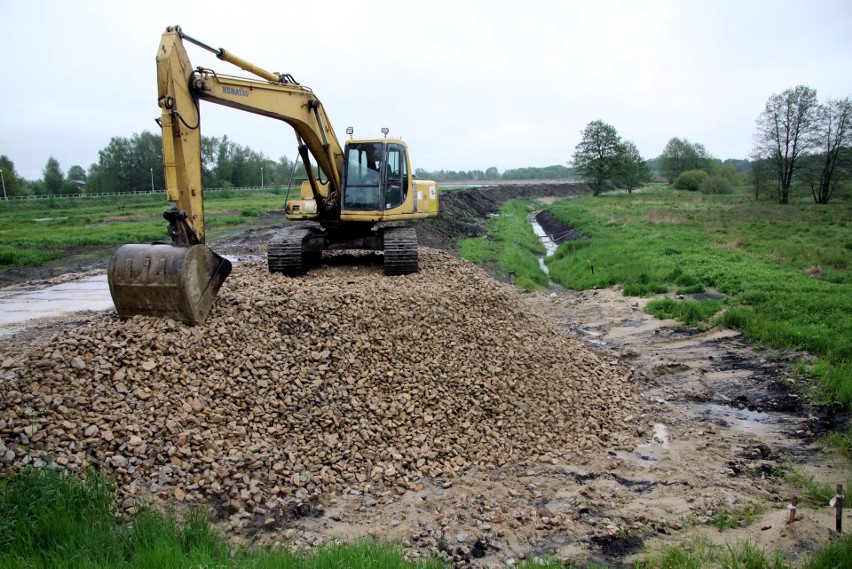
[0,185,849,567]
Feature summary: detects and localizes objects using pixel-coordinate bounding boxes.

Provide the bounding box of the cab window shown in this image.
[343,142,382,210]
[384,145,408,209]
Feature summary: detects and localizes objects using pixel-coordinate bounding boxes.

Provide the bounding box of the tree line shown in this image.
[1,131,577,197]
[0,131,308,197]
[413,164,575,182]
[570,85,850,203]
[2,85,848,202]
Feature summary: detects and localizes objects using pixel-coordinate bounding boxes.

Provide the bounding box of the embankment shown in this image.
[415,182,591,249]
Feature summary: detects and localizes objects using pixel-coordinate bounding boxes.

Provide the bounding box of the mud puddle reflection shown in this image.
[0,254,261,335]
[0,274,113,331]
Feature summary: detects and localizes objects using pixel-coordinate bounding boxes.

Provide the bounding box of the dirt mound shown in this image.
[415,183,590,250]
[0,249,641,518]
[534,210,587,244]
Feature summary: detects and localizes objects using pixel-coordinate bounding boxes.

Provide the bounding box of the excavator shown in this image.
[108,26,438,325]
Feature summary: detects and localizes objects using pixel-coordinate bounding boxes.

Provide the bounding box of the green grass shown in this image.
[709,503,765,532]
[544,187,852,407]
[783,467,841,508]
[803,533,852,569]
[0,467,443,569]
[646,297,724,327]
[720,540,788,569]
[639,533,852,569]
[458,198,549,291]
[0,190,286,268]
[821,427,852,459]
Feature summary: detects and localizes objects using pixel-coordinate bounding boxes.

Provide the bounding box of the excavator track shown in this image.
[268,226,317,275]
[383,226,419,276]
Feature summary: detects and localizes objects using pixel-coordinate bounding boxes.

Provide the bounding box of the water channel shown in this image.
[0,274,113,337]
[528,211,558,280]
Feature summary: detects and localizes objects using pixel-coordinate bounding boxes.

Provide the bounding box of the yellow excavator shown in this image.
[108,26,438,325]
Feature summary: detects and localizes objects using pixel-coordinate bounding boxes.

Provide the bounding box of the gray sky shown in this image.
[2,0,851,181]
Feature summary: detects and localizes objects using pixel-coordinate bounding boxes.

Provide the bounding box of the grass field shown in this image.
[452,186,851,410]
[0,189,289,268]
[539,187,851,408]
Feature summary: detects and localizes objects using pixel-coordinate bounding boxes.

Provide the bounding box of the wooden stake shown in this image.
[836,484,843,533]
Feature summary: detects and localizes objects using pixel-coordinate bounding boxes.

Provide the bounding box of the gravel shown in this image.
[0,248,642,517]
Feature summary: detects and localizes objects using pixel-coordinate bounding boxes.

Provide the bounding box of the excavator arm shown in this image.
[157,26,344,242]
[109,26,347,325]
[108,26,435,326]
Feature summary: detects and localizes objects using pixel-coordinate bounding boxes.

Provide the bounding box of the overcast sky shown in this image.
[2,0,851,181]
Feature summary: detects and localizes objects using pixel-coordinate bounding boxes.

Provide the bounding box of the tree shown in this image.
[752,85,819,204]
[748,158,773,201]
[659,137,710,183]
[617,140,651,193]
[43,157,65,194]
[0,155,23,197]
[88,131,163,193]
[809,97,851,204]
[674,169,708,191]
[572,120,623,196]
[65,165,87,194]
[699,175,733,195]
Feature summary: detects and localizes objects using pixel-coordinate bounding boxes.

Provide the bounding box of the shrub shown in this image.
[674,169,709,191]
[700,175,733,195]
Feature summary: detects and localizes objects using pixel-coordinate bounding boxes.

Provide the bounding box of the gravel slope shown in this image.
[0,248,642,518]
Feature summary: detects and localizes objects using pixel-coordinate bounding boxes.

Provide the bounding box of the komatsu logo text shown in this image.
[223,86,250,97]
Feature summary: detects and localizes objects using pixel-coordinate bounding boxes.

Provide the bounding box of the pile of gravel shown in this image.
[0,249,641,516]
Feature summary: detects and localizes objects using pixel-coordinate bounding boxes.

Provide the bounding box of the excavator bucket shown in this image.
[107,243,232,326]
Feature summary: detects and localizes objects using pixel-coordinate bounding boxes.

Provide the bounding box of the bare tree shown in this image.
[809,97,851,204]
[752,85,819,204]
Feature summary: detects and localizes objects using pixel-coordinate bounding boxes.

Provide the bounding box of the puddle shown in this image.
[652,423,670,447]
[0,254,260,334]
[693,402,775,436]
[578,328,603,337]
[0,274,113,329]
[33,217,69,222]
